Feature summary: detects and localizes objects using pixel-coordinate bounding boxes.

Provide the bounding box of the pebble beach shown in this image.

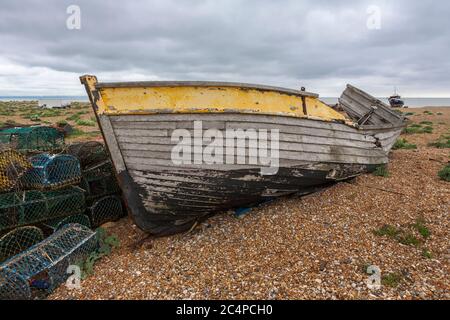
[46,107,449,300]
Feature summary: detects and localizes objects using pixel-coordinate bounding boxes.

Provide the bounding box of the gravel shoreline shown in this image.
[50,107,449,300]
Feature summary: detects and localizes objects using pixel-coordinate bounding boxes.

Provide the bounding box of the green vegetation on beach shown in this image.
[373,164,390,177]
[393,138,417,150]
[428,135,450,149]
[404,123,434,134]
[438,164,450,182]
[76,119,96,127]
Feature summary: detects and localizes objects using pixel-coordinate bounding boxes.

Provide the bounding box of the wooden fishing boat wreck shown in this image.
[81,75,406,236]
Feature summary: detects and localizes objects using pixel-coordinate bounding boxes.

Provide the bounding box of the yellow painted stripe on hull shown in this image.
[81,75,348,123]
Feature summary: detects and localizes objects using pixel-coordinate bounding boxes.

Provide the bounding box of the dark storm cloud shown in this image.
[0,0,449,95]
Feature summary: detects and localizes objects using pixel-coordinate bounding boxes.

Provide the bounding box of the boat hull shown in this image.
[389,98,405,108]
[106,113,401,235]
[80,76,406,236]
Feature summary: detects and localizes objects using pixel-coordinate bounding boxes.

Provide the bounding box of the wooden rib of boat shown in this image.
[80,75,406,236]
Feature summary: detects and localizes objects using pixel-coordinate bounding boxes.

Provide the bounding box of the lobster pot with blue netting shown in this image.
[0,126,64,153]
[0,187,85,233]
[44,214,91,233]
[0,224,98,300]
[21,154,82,190]
[88,195,125,228]
[0,226,44,264]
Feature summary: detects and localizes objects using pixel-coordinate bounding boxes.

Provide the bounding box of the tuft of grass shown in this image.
[404,124,433,134]
[40,109,61,117]
[428,135,450,149]
[404,126,421,134]
[393,138,417,150]
[423,126,434,133]
[0,109,14,116]
[67,115,80,121]
[373,164,390,177]
[29,114,41,122]
[374,224,422,247]
[420,121,433,126]
[404,112,415,116]
[75,119,96,127]
[66,113,81,121]
[437,112,443,116]
[438,164,450,182]
[382,273,403,288]
[373,225,400,238]
[414,218,431,239]
[398,232,421,247]
[422,248,433,259]
[56,120,68,126]
[423,111,434,115]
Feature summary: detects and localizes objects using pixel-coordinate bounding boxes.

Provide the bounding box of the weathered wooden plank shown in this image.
[115,130,377,146]
[129,167,331,183]
[121,141,386,158]
[118,131,377,149]
[340,85,404,126]
[113,122,177,130]
[132,172,324,195]
[119,141,380,156]
[98,115,126,172]
[224,122,375,141]
[112,123,377,144]
[339,95,385,125]
[113,121,226,130]
[123,151,387,168]
[112,115,359,132]
[114,129,168,137]
[110,113,357,132]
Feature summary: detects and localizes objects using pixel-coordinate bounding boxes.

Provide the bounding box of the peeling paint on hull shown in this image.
[80,75,406,236]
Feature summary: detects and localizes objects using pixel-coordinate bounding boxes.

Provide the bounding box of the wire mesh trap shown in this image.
[80,163,121,203]
[20,154,82,190]
[66,141,109,171]
[0,126,64,153]
[88,195,124,228]
[44,214,91,233]
[0,187,85,233]
[0,226,44,264]
[0,223,98,300]
[0,149,32,192]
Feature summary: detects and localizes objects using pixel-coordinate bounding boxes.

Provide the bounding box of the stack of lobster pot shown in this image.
[0,125,124,299]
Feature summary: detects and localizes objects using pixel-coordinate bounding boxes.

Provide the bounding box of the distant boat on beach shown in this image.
[388,88,405,108]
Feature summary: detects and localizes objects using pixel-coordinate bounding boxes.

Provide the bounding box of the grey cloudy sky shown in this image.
[0,0,449,97]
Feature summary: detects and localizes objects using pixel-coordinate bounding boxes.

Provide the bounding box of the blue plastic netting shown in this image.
[0,223,98,300]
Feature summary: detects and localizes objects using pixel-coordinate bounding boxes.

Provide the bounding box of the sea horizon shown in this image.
[1,96,450,108]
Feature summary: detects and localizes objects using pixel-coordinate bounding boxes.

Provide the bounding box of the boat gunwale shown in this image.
[94,81,319,98]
